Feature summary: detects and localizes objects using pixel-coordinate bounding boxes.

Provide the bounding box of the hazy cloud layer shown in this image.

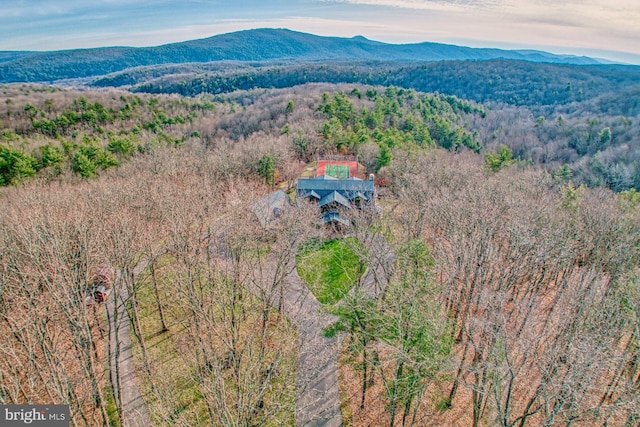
[323,0,494,10]
[321,0,640,61]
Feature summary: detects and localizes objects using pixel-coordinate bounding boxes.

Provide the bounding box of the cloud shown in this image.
[321,0,640,57]
[499,0,640,29]
[323,0,640,35]
[320,0,488,12]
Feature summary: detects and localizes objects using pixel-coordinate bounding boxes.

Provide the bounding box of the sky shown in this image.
[1,0,639,64]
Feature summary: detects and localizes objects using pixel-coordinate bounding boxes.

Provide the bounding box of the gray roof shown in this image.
[323,211,351,226]
[319,191,351,208]
[296,175,377,225]
[248,190,290,227]
[296,177,375,195]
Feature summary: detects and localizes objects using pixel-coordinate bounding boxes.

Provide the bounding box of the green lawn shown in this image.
[296,238,363,304]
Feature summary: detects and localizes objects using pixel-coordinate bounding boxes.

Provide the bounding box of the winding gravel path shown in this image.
[256,232,394,427]
[106,267,152,427]
[281,266,344,427]
[104,226,393,427]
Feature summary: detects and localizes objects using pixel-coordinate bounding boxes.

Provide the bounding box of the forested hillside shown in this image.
[92,59,640,193]
[1,82,639,426]
[2,28,637,194]
[0,28,605,83]
[0,84,484,187]
[113,60,640,116]
[3,70,639,192]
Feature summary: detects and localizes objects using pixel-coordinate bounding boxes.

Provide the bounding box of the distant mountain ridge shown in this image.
[0,28,609,83]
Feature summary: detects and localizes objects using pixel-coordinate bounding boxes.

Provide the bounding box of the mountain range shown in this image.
[0,28,612,83]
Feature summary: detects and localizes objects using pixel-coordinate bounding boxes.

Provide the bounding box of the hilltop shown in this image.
[0,28,608,83]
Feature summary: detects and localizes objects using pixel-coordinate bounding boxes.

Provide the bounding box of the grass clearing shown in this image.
[296,237,363,305]
[129,255,210,426]
[129,253,297,426]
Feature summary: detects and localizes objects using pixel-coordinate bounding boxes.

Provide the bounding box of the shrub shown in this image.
[39,143,65,168]
[72,139,119,178]
[485,144,514,172]
[258,154,275,186]
[72,152,96,178]
[0,144,39,185]
[107,135,136,158]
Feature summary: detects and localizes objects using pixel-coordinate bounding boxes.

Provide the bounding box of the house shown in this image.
[248,190,291,227]
[296,173,377,225]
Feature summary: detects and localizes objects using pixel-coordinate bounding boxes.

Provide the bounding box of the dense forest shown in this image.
[120,60,639,192]
[88,57,640,193]
[2,28,638,195]
[1,82,640,427]
[3,66,639,192]
[108,60,639,116]
[0,83,485,187]
[0,28,605,83]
